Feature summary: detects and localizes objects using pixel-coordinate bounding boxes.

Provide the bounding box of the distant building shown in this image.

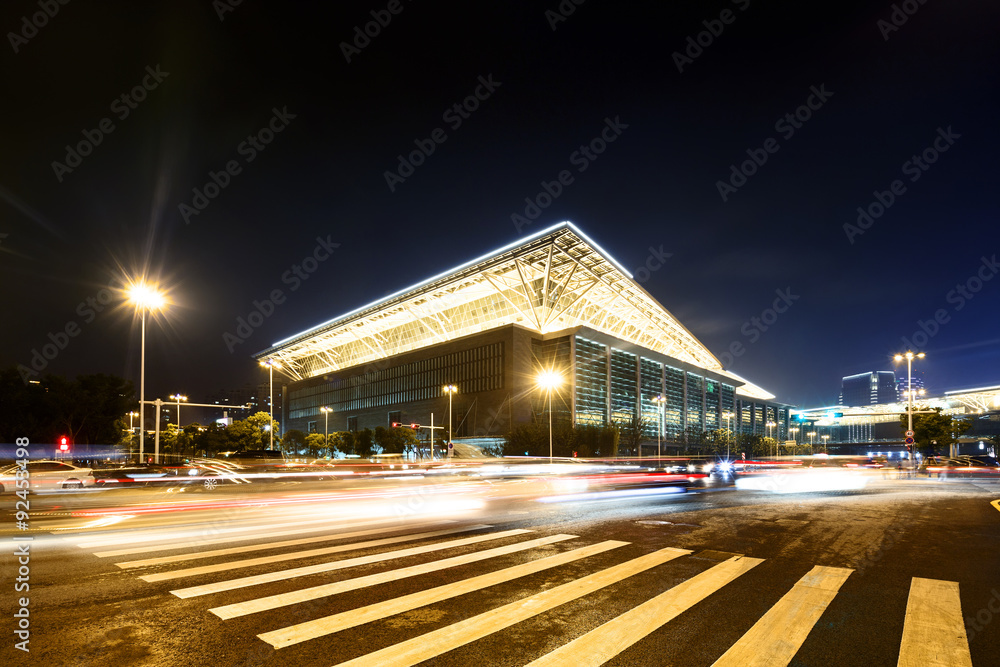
[897,374,926,402]
[839,371,897,406]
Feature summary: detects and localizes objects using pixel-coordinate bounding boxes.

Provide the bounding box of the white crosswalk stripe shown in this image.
[115,518,449,568]
[526,554,764,667]
[898,577,973,667]
[711,565,854,667]
[210,532,578,620]
[84,521,979,666]
[142,523,495,582]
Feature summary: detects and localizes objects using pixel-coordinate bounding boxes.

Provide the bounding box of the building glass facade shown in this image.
[664,366,684,437]
[610,350,637,423]
[686,372,703,431]
[288,341,504,422]
[574,337,607,427]
[640,357,663,437]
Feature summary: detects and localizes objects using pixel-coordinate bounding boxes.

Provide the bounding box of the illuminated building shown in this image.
[254,222,789,446]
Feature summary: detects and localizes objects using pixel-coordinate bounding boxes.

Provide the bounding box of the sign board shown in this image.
[905,430,914,437]
[905,437,914,445]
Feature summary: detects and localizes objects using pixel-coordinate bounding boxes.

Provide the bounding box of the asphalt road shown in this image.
[2,473,998,666]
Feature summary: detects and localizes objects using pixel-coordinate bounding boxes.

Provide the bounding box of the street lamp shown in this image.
[821,434,830,453]
[789,427,799,448]
[536,371,563,465]
[894,350,926,470]
[320,406,332,456]
[259,359,280,449]
[722,411,734,458]
[127,281,167,463]
[808,431,817,448]
[443,385,458,459]
[652,395,667,462]
[169,394,188,428]
[766,420,776,458]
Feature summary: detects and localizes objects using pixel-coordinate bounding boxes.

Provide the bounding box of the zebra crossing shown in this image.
[65,516,976,666]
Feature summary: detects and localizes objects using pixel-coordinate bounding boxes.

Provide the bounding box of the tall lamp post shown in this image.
[320,406,332,456]
[652,395,666,463]
[259,358,280,449]
[536,371,562,465]
[443,385,458,459]
[821,434,830,453]
[722,411,734,459]
[127,282,167,463]
[894,350,925,469]
[789,427,799,449]
[808,431,817,449]
[169,394,188,428]
[766,420,776,458]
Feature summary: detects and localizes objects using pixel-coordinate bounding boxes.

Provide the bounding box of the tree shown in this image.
[329,431,354,456]
[615,413,649,456]
[375,426,421,457]
[304,433,326,458]
[192,422,230,457]
[281,429,307,456]
[355,429,375,458]
[900,407,972,456]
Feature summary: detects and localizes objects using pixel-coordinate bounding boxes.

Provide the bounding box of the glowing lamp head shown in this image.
[536,370,562,390]
[127,283,166,310]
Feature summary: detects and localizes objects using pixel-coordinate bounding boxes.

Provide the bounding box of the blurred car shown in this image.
[91,459,251,491]
[0,460,94,492]
[921,455,1000,479]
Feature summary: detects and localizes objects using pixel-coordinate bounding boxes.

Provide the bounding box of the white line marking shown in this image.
[319,546,689,665]
[143,524,494,583]
[211,533,575,620]
[116,519,447,567]
[170,526,517,598]
[527,555,763,667]
[898,577,972,667]
[260,540,637,650]
[712,565,854,667]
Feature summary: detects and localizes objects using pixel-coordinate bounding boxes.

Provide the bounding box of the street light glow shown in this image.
[536,370,562,390]
[126,282,167,310]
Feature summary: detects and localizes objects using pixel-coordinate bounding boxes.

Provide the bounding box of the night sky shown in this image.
[2,0,998,414]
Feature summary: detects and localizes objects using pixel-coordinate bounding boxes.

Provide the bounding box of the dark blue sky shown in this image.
[2,0,998,409]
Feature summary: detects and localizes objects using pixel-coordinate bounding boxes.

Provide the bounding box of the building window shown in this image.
[307,421,317,434]
[388,410,401,426]
[347,416,358,432]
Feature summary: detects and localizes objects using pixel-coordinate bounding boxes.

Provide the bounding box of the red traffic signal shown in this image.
[391,422,402,428]
[409,423,420,429]
[58,436,69,452]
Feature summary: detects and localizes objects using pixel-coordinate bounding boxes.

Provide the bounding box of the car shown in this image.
[0,460,94,492]
[922,455,1000,479]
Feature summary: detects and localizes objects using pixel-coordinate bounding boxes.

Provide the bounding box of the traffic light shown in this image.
[391,422,402,428]
[58,436,69,452]
[409,423,420,429]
